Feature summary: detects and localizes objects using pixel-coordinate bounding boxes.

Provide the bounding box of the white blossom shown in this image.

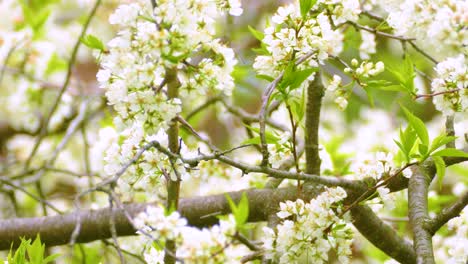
[262,187,353,264]
[431,55,468,116]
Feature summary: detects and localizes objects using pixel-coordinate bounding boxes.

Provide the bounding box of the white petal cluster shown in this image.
[359,30,376,60]
[215,0,243,16]
[262,187,353,264]
[346,59,385,78]
[352,151,412,211]
[325,75,348,110]
[253,2,355,78]
[0,23,73,133]
[102,125,191,201]
[134,205,248,263]
[99,0,241,198]
[433,208,468,263]
[385,0,467,59]
[268,131,293,168]
[353,151,394,180]
[329,59,384,110]
[431,55,468,116]
[318,0,361,24]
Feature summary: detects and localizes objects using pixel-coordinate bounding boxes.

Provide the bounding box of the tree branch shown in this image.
[408,165,435,264]
[305,73,324,175]
[165,67,181,264]
[426,190,468,235]
[0,186,322,250]
[351,205,416,264]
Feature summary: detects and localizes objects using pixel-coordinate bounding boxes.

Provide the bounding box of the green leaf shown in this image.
[401,106,429,146]
[256,74,275,82]
[378,84,409,92]
[27,235,45,264]
[225,194,238,214]
[241,125,280,145]
[403,55,415,92]
[225,193,249,227]
[433,156,446,190]
[394,139,407,160]
[19,0,52,37]
[43,254,60,264]
[252,46,270,55]
[248,25,264,41]
[429,135,457,153]
[396,125,417,162]
[237,192,249,226]
[419,144,428,156]
[288,68,317,90]
[241,136,261,145]
[375,20,392,32]
[46,53,67,76]
[386,55,416,94]
[432,148,468,158]
[364,87,375,107]
[80,34,106,51]
[289,96,305,122]
[280,65,317,92]
[299,0,316,18]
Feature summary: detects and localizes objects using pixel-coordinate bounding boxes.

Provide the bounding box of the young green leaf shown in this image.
[401,106,429,146]
[395,126,417,162]
[288,68,317,90]
[248,25,264,41]
[256,74,275,82]
[299,0,317,18]
[429,135,457,153]
[386,55,416,95]
[225,193,250,227]
[242,125,280,145]
[80,34,106,51]
[237,192,250,226]
[432,156,446,190]
[402,55,415,92]
[432,148,468,158]
[27,235,45,264]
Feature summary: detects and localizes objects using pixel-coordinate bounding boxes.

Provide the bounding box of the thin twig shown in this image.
[414,89,461,99]
[426,190,468,235]
[24,0,102,169]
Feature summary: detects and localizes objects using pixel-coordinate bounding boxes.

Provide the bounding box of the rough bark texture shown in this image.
[165,67,181,264]
[426,190,468,235]
[0,186,322,250]
[408,165,435,264]
[305,75,324,175]
[351,205,416,264]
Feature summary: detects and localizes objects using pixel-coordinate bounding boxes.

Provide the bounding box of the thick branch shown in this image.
[426,190,468,235]
[408,165,435,264]
[305,73,324,175]
[0,186,321,250]
[351,205,416,264]
[386,156,468,192]
[165,67,181,263]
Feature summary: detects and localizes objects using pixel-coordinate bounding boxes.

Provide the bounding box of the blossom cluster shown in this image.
[384,0,467,59]
[352,152,412,210]
[253,1,361,78]
[433,208,468,263]
[134,204,249,263]
[326,59,384,110]
[431,55,468,116]
[96,125,192,201]
[0,0,80,133]
[97,0,242,198]
[345,59,385,78]
[262,187,353,263]
[359,30,377,60]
